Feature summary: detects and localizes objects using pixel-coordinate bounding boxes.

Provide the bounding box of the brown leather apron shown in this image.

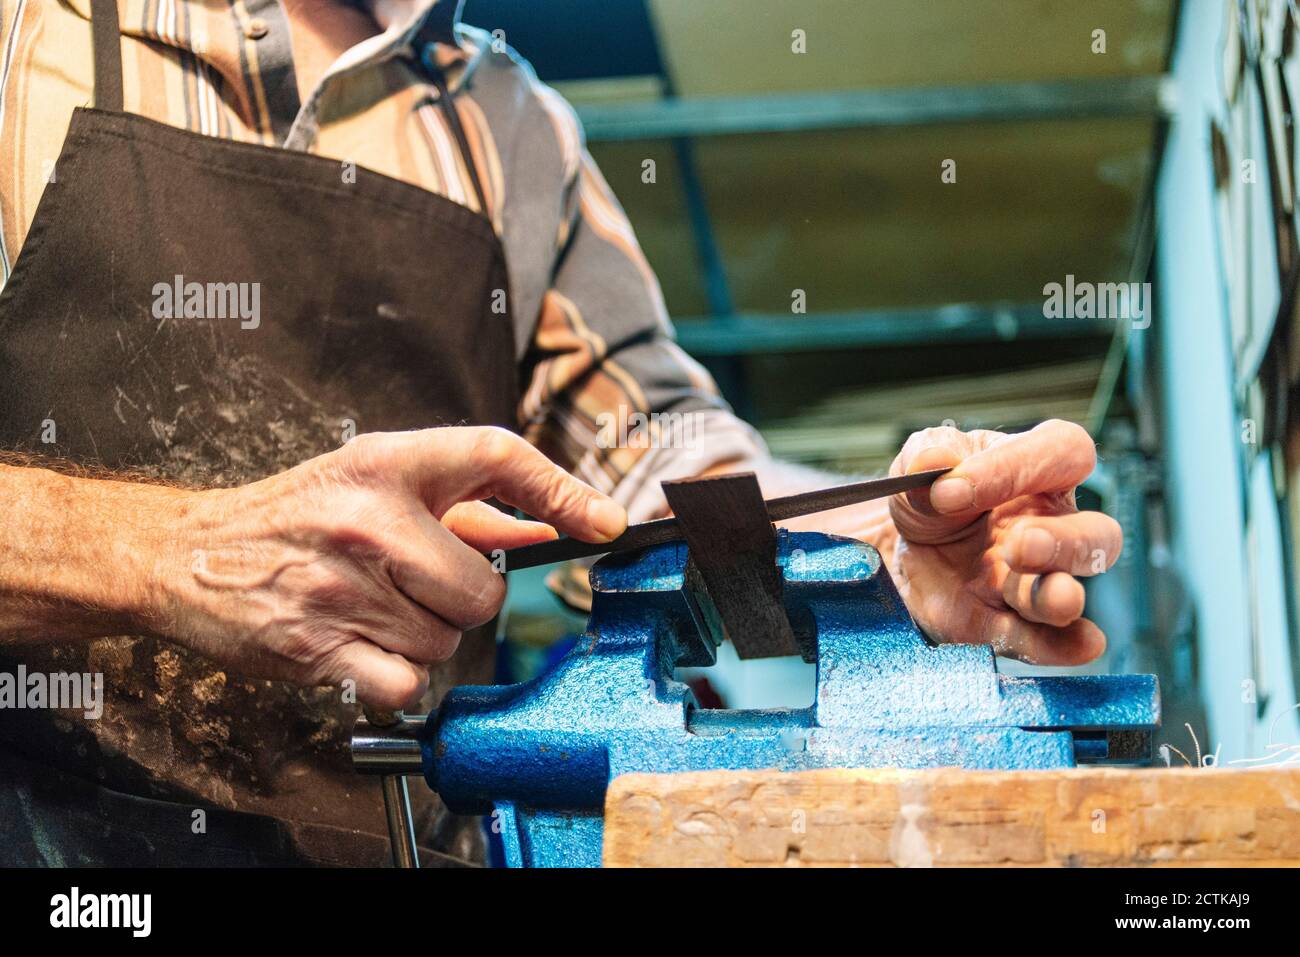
[0,1,517,866]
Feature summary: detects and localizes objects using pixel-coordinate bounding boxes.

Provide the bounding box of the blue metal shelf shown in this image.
[577,76,1174,141]
[673,303,1115,355]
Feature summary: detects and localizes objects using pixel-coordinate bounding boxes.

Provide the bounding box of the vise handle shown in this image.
[359,706,423,868]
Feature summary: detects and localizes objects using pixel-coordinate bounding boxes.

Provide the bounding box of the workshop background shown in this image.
[467,0,1300,767]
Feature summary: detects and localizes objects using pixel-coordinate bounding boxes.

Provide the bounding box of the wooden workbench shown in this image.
[602,767,1300,866]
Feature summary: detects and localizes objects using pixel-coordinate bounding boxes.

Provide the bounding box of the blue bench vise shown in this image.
[352,529,1159,867]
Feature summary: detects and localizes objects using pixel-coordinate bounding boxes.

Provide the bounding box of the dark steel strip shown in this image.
[662,472,796,659]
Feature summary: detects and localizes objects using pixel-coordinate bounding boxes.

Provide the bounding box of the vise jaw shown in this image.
[352,531,1159,867]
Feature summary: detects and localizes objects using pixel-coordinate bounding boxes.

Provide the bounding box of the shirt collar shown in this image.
[68,0,468,59]
[374,0,463,48]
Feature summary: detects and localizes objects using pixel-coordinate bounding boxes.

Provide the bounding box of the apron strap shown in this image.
[90,0,124,112]
[421,48,491,217]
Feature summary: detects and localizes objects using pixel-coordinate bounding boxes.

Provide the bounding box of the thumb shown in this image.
[889,445,974,542]
[925,420,1095,516]
[901,445,964,514]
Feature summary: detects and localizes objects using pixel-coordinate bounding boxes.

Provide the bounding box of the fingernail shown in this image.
[930,476,975,512]
[1018,527,1056,567]
[587,497,627,541]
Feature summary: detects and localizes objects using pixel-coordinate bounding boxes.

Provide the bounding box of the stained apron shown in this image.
[0,0,518,865]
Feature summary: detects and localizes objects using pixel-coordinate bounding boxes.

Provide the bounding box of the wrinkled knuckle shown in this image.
[299,563,356,609]
[468,426,519,475]
[324,502,398,557]
[280,623,334,670]
[896,426,955,471]
[346,430,386,453]
[340,431,394,476]
[918,424,963,446]
[541,468,587,516]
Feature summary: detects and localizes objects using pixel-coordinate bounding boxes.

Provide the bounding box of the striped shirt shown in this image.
[0,0,766,537]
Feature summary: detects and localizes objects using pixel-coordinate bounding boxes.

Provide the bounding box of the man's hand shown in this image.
[155,427,627,708]
[0,428,626,710]
[884,419,1120,665]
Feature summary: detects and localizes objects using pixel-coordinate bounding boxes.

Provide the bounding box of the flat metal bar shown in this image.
[497,468,950,571]
[663,473,796,659]
[577,76,1174,141]
[672,304,1114,356]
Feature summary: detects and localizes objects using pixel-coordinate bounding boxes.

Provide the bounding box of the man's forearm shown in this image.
[0,464,178,643]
